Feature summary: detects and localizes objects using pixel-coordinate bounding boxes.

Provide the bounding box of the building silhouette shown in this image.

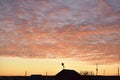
[0,69,120,80]
[55,69,85,80]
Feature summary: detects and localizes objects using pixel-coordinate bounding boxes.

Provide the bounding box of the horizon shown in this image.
[0,0,120,76]
[0,57,119,76]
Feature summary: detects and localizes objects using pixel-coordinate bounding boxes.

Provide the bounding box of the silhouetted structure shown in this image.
[0,69,120,80]
[25,71,27,77]
[103,69,105,76]
[28,75,55,80]
[96,64,98,76]
[55,69,82,80]
[61,63,65,69]
[118,67,119,76]
[30,75,42,80]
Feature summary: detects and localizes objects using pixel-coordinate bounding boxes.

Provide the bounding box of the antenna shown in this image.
[25,71,27,76]
[118,67,119,76]
[61,63,65,69]
[46,72,47,76]
[96,63,98,76]
[103,69,105,76]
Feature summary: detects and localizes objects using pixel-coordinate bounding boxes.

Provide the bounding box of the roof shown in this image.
[55,69,82,80]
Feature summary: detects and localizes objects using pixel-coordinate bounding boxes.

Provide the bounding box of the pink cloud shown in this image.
[0,25,120,64]
[0,0,120,64]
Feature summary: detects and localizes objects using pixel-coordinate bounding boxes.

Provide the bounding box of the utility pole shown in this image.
[25,71,27,76]
[118,67,119,76]
[46,72,47,76]
[96,64,98,76]
[103,69,105,76]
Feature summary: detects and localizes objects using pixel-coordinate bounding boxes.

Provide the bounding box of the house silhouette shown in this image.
[28,69,86,80]
[0,69,120,80]
[55,69,86,80]
[29,75,42,80]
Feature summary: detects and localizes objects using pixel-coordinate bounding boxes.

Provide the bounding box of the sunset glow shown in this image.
[0,0,120,76]
[0,57,119,76]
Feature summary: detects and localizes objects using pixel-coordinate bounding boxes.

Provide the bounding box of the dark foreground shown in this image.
[0,76,120,80]
[0,69,120,80]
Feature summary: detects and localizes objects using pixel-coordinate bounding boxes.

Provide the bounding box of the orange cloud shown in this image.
[0,25,120,64]
[0,0,120,64]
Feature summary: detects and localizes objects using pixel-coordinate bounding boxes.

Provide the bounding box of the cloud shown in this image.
[0,0,120,64]
[0,25,120,64]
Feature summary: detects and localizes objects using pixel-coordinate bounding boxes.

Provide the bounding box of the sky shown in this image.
[0,0,120,76]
